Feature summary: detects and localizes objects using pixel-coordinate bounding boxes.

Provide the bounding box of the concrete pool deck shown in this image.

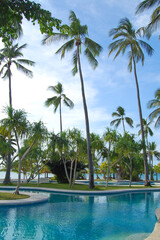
[0,190,49,206]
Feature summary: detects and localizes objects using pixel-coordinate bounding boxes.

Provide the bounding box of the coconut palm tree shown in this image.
[0,42,35,184]
[42,10,103,189]
[45,82,74,133]
[0,41,35,108]
[148,88,160,128]
[136,0,160,37]
[110,106,133,133]
[108,18,153,186]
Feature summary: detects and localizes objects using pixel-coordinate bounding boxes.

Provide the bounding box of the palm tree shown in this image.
[45,82,74,133]
[0,41,35,108]
[0,42,34,184]
[42,10,103,189]
[137,118,153,143]
[108,18,153,186]
[148,142,160,180]
[148,88,160,128]
[103,128,117,187]
[136,0,160,37]
[110,106,133,133]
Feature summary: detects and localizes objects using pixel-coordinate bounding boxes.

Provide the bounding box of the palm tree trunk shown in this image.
[148,152,152,181]
[132,51,149,186]
[106,144,110,188]
[8,63,12,108]
[4,64,12,185]
[122,118,125,134]
[76,44,94,189]
[59,99,62,134]
[3,153,11,184]
[14,139,36,194]
[129,156,133,187]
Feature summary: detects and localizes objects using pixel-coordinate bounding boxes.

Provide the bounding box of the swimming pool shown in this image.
[0,190,159,240]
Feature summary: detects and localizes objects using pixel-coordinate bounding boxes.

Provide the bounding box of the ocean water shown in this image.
[0,171,159,182]
[0,171,53,180]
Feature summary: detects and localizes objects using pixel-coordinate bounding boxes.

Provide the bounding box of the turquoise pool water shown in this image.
[0,191,159,240]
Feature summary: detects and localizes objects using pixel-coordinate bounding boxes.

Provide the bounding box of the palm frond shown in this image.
[42,33,69,45]
[84,37,103,56]
[45,96,58,107]
[148,108,160,122]
[136,0,159,13]
[110,119,121,128]
[56,39,74,59]
[112,112,120,117]
[84,48,98,69]
[48,82,63,94]
[138,40,154,56]
[148,99,160,108]
[45,96,61,113]
[0,64,8,77]
[13,61,33,78]
[16,43,27,53]
[1,67,10,79]
[69,11,78,22]
[63,95,74,109]
[72,50,78,76]
[125,117,134,128]
[17,59,35,66]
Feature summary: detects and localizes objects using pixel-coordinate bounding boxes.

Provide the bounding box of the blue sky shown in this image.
[0,0,160,161]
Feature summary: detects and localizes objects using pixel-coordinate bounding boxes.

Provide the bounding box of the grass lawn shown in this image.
[0,182,158,191]
[0,192,30,200]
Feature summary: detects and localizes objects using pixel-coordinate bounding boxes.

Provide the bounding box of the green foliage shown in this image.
[148,88,160,128]
[136,0,160,37]
[0,0,62,43]
[110,106,133,132]
[108,18,153,72]
[42,10,103,75]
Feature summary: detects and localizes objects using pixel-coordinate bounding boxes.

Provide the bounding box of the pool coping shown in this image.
[0,190,49,206]
[1,185,160,195]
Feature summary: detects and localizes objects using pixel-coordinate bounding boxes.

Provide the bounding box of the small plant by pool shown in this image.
[0,192,29,200]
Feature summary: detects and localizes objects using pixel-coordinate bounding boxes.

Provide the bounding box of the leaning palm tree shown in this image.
[42,10,103,189]
[110,106,133,133]
[136,0,160,37]
[108,18,154,186]
[0,41,35,184]
[45,82,74,133]
[147,88,160,128]
[0,41,35,108]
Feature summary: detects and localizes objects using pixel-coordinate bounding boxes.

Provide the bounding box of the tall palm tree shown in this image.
[108,18,153,186]
[147,88,160,128]
[45,82,74,133]
[0,41,35,108]
[42,10,103,189]
[0,42,35,184]
[110,106,133,133]
[136,0,160,37]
